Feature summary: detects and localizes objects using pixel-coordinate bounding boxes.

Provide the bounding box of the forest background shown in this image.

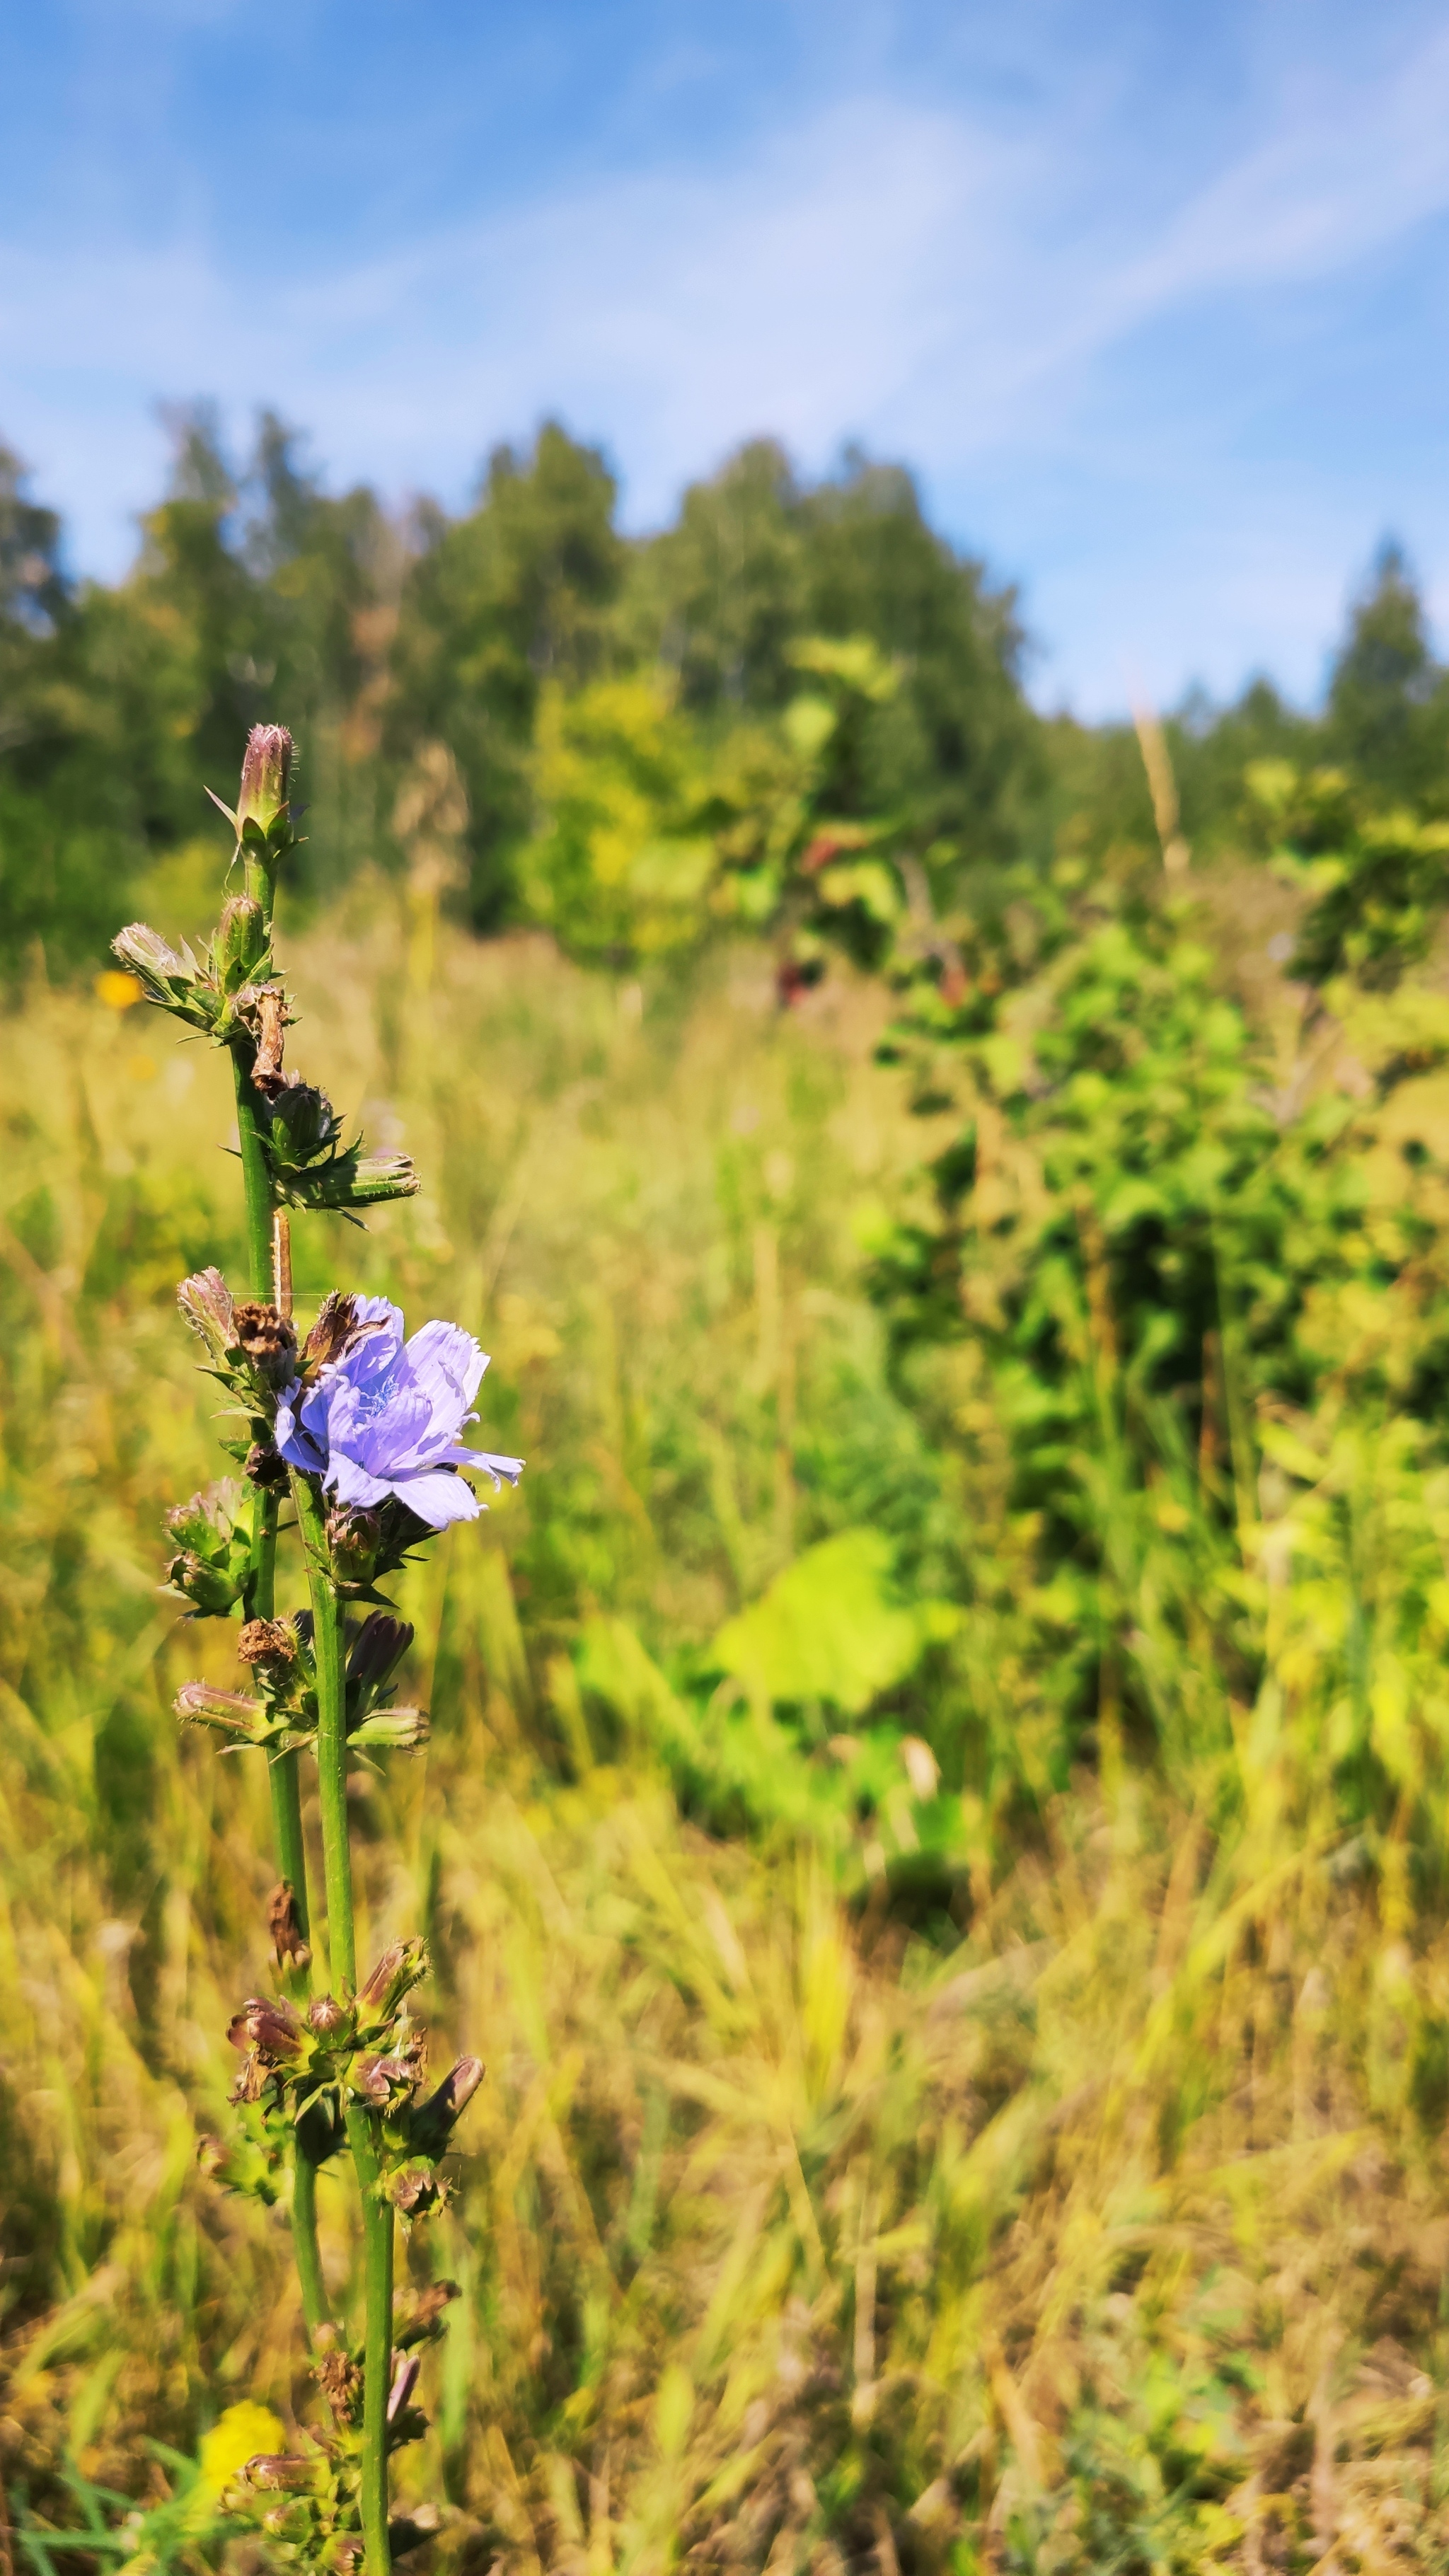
[6,410,1449,2571]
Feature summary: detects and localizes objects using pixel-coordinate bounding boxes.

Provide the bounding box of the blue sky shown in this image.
[1,0,1447,716]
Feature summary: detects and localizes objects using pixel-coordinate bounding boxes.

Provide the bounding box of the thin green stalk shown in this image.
[231,1049,275,1306]
[292,1472,354,1987]
[232,1051,329,2328]
[351,2109,395,2574]
[292,1466,393,2570]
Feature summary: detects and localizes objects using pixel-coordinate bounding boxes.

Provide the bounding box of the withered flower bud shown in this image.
[267,1880,311,1972]
[177,1267,236,1368]
[236,724,294,836]
[239,983,289,1099]
[245,1439,290,1491]
[328,1505,382,1588]
[228,1994,306,2067]
[233,1300,298,1390]
[215,894,269,990]
[308,1992,349,2036]
[354,1936,429,2031]
[395,2280,460,2349]
[303,1290,363,1375]
[315,2333,363,2422]
[351,2040,424,2106]
[240,1617,298,1673]
[229,2050,266,2106]
[384,2161,448,2219]
[408,2057,485,2156]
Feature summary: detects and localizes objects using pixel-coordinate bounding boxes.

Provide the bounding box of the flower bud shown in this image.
[347,1611,414,1693]
[237,724,294,837]
[354,1936,429,2031]
[214,894,269,990]
[267,1078,340,1172]
[350,1706,430,1751]
[177,1267,236,1368]
[327,1504,382,1588]
[112,922,217,1030]
[175,1680,263,1738]
[239,1617,298,1674]
[407,2057,485,2157]
[386,2352,421,2422]
[233,1300,299,1390]
[308,1992,349,2037]
[167,1549,245,1617]
[266,1880,310,1973]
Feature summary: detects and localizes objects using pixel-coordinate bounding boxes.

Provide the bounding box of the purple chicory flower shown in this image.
[274,1296,523,1530]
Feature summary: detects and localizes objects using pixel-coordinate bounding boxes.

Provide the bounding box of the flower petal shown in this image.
[470,1449,525,1489]
[394,1470,483,1528]
[326,1455,392,1508]
[405,1319,488,1412]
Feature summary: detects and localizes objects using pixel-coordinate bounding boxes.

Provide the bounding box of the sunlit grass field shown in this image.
[5,889,1449,2572]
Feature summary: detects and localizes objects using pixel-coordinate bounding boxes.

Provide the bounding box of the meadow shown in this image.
[6,818,1449,2575]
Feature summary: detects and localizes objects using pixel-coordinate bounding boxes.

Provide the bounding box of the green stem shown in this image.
[291,2155,330,2341]
[351,2108,395,2575]
[231,1047,275,1305]
[292,1472,354,1987]
[293,1467,392,2570]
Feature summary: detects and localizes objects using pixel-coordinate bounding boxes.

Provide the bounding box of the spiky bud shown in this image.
[308,1992,349,2037]
[354,1936,429,2031]
[245,1438,290,1491]
[227,1994,306,2067]
[215,894,269,991]
[237,725,294,837]
[177,1268,237,1368]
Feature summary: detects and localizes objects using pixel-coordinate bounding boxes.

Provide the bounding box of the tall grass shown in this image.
[4,901,1449,2570]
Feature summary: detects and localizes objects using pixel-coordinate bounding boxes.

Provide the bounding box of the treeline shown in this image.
[1,407,1445,967]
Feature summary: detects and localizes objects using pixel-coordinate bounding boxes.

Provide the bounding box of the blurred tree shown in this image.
[1325,538,1448,806]
[386,421,625,925]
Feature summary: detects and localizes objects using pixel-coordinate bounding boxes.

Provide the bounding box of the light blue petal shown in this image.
[396,1469,484,1528]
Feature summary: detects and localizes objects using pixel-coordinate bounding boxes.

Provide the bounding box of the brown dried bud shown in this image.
[384,2161,449,2218]
[250,983,289,1099]
[233,1300,298,1390]
[229,2049,266,2106]
[237,724,294,835]
[266,1880,311,1972]
[308,1992,348,2035]
[245,1439,290,1491]
[314,2330,363,2423]
[303,1290,362,1374]
[327,1504,382,1588]
[395,2280,460,2349]
[240,1618,298,1673]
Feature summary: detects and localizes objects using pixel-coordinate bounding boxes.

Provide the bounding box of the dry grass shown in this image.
[2,909,1449,2571]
